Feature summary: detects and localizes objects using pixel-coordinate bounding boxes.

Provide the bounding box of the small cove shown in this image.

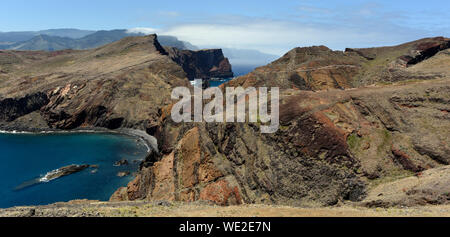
[0,132,148,208]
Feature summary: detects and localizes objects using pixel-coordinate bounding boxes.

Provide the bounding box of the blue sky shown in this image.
[2,0,449,55]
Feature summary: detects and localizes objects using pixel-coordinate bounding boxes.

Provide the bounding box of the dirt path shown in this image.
[1,200,450,217]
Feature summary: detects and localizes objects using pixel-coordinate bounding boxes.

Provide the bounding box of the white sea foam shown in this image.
[39,168,60,182]
[0,130,33,134]
[137,138,151,152]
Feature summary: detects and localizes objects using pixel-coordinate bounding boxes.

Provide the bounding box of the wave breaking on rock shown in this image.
[14,164,90,191]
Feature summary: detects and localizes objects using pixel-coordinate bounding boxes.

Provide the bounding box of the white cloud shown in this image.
[129,4,446,56]
[158,19,421,56]
[126,27,159,35]
[161,21,311,55]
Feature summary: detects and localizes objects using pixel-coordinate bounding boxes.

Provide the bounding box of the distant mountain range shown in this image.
[0,29,95,43]
[0,28,279,74]
[0,29,196,51]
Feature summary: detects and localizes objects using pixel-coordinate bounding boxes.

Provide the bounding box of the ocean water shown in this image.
[0,132,148,208]
[209,78,233,87]
[209,65,256,87]
[232,65,257,77]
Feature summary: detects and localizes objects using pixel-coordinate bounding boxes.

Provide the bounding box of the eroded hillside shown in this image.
[0,36,449,209]
[111,37,450,207]
[226,37,450,90]
[0,34,231,130]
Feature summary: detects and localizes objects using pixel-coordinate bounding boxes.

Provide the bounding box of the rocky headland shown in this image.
[165,47,234,79]
[0,35,449,215]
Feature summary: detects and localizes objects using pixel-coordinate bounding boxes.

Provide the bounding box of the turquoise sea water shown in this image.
[0,132,148,208]
[209,78,233,87]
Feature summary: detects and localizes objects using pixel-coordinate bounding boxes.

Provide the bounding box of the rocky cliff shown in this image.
[111,37,450,207]
[0,35,190,131]
[1,36,449,208]
[111,77,449,206]
[165,47,233,79]
[0,34,232,131]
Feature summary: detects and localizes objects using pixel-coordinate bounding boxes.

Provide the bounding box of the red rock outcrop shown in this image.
[122,76,449,207]
[119,127,242,206]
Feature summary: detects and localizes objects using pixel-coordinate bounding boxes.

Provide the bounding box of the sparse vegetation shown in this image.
[347,133,362,151]
[367,169,415,189]
[377,129,392,154]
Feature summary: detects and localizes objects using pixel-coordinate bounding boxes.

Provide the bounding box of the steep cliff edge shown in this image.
[0,36,448,208]
[113,37,450,207]
[165,47,233,79]
[0,34,233,131]
[0,34,191,131]
[112,78,449,206]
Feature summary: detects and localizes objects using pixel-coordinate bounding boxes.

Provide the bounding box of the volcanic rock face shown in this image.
[1,36,449,208]
[166,47,233,79]
[115,37,450,207]
[0,92,49,122]
[118,78,448,206]
[115,127,243,205]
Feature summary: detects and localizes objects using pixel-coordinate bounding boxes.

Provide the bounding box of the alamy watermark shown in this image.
[171,79,279,133]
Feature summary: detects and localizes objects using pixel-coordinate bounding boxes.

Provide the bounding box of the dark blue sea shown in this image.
[0,132,148,208]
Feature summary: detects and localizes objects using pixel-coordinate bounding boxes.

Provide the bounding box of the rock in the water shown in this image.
[114,159,129,166]
[41,164,90,182]
[117,171,130,177]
